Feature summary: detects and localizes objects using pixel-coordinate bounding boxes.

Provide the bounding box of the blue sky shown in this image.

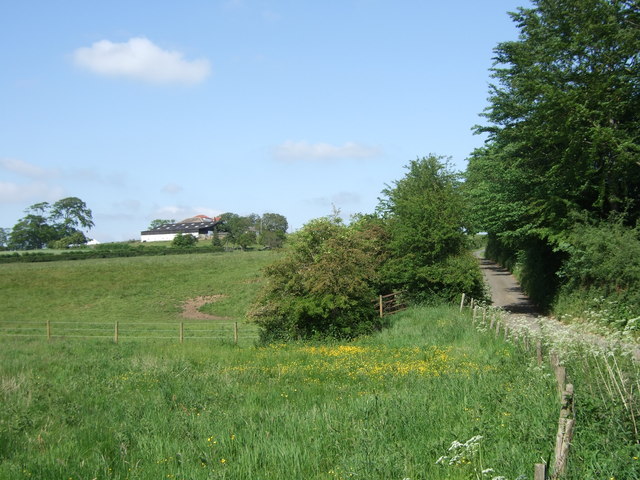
[1,0,529,242]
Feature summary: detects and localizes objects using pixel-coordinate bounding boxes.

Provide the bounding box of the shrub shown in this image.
[554,217,640,329]
[172,233,198,247]
[248,216,389,342]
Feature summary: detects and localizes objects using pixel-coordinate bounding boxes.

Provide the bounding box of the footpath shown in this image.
[476,252,640,362]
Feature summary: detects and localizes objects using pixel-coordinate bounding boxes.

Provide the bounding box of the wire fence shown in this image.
[0,320,259,345]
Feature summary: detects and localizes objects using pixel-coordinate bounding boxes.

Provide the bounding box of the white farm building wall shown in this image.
[140,232,198,243]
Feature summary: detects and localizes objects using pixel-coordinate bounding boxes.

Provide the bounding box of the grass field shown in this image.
[1,251,638,479]
[1,306,561,480]
[0,250,280,324]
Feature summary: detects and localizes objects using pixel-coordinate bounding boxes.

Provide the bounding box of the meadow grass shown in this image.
[0,305,562,480]
[2,253,638,479]
[0,250,280,324]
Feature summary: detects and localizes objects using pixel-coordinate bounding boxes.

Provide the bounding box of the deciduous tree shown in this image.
[379,155,484,301]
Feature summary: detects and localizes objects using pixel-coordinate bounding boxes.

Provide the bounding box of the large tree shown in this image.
[379,155,484,301]
[466,0,640,308]
[472,0,640,239]
[49,197,94,234]
[7,214,55,250]
[8,197,94,250]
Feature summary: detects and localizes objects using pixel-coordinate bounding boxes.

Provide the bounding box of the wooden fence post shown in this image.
[46,320,51,341]
[472,306,477,323]
[459,293,466,312]
[234,322,238,345]
[553,384,575,477]
[114,321,119,344]
[180,322,184,343]
[534,463,547,480]
[379,295,384,317]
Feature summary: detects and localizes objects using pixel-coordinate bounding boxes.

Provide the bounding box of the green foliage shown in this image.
[249,216,389,341]
[219,212,288,249]
[47,231,88,250]
[49,197,94,233]
[466,0,640,317]
[7,214,56,250]
[8,198,94,250]
[236,231,257,250]
[147,218,175,229]
[171,233,198,247]
[379,155,485,302]
[554,217,640,328]
[0,227,9,249]
[258,213,288,248]
[210,231,224,251]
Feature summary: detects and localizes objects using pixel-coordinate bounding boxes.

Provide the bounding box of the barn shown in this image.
[140,215,224,242]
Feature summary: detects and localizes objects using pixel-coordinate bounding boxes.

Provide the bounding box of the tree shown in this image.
[49,197,95,235]
[248,215,389,341]
[148,219,175,229]
[259,213,288,248]
[473,0,640,234]
[8,214,56,250]
[261,213,288,233]
[8,198,94,250]
[466,0,640,307]
[0,228,9,250]
[379,155,484,301]
[236,231,257,250]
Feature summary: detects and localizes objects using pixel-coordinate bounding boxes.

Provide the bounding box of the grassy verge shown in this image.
[1,306,560,480]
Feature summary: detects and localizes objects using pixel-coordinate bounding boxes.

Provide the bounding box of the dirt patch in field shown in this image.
[181,295,231,320]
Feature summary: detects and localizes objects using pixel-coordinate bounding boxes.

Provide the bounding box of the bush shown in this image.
[172,233,198,247]
[248,216,389,342]
[554,217,640,330]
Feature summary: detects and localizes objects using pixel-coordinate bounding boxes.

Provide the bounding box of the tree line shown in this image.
[1,197,94,250]
[464,0,640,327]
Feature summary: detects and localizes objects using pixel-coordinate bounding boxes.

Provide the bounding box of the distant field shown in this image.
[0,250,281,325]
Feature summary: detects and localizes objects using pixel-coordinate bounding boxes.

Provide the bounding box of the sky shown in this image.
[1,0,530,243]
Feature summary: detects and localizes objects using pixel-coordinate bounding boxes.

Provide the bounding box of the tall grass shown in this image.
[0,306,560,480]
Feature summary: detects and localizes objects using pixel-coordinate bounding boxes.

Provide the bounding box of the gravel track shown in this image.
[476,251,640,361]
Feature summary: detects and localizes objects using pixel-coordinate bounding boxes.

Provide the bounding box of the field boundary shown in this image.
[461,294,577,479]
[376,292,407,317]
[0,320,257,345]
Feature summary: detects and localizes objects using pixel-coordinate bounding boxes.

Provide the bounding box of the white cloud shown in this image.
[273,141,382,162]
[73,37,211,85]
[0,181,64,204]
[0,158,55,178]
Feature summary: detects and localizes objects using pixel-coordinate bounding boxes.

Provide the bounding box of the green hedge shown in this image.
[0,245,226,263]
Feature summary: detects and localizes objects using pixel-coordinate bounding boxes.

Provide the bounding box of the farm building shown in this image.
[140,215,224,242]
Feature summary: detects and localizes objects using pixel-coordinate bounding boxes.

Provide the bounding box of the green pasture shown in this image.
[2,305,561,480]
[0,250,280,324]
[1,252,638,479]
